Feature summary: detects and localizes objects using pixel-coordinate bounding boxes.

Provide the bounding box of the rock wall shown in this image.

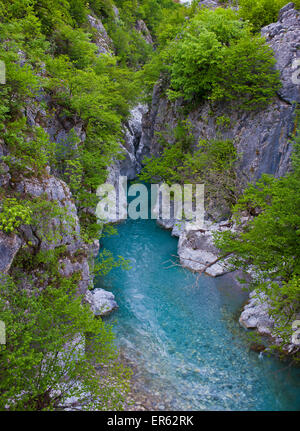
[0,12,149,316]
[0,158,96,297]
[142,4,299,271]
[87,14,115,55]
[97,104,147,224]
[140,3,300,185]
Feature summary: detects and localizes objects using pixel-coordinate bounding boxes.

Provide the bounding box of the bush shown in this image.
[0,273,130,410]
[239,0,300,32]
[165,8,280,109]
[139,122,238,209]
[0,198,32,234]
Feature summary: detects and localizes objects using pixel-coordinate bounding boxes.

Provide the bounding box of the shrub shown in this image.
[0,273,130,410]
[165,8,281,109]
[139,122,238,209]
[239,0,300,33]
[0,198,32,234]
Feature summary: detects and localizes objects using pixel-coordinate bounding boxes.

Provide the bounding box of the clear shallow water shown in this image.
[96,218,300,411]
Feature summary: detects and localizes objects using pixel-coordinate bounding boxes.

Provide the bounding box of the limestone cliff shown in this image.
[139,3,299,188]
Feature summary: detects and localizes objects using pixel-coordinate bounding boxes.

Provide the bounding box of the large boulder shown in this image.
[85,288,118,317]
[239,291,275,336]
[177,221,232,277]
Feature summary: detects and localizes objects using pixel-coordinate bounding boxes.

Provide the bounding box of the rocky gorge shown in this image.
[0,0,299,411]
[2,0,298,350]
[99,3,300,353]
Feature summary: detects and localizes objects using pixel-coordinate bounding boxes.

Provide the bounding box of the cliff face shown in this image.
[0,3,156,315]
[0,13,113,305]
[139,3,300,186]
[0,129,96,299]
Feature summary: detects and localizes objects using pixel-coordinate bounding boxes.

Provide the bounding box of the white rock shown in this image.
[86,288,118,317]
[177,221,232,277]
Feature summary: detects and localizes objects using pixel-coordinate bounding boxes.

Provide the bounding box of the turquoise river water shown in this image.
[96,217,300,411]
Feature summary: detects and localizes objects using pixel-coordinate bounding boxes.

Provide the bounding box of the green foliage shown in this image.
[107,0,182,67]
[69,0,87,26]
[30,197,76,246]
[239,0,300,33]
[139,121,238,209]
[266,276,300,354]
[109,23,153,67]
[94,249,131,277]
[53,24,99,69]
[0,198,32,234]
[155,7,189,48]
[114,0,181,35]
[2,120,55,177]
[89,0,115,19]
[214,130,300,358]
[45,53,138,220]
[164,8,280,109]
[0,273,130,410]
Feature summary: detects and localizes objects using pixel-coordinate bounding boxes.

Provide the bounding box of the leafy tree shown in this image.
[210,35,281,110]
[139,121,238,213]
[239,0,300,33]
[0,273,130,411]
[164,8,280,109]
[2,120,56,177]
[0,198,32,234]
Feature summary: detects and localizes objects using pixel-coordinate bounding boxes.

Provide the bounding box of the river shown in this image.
[96,216,300,411]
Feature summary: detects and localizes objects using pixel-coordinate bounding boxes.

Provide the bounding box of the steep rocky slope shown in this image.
[139,3,299,187]
[136,3,300,353]
[139,2,299,255]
